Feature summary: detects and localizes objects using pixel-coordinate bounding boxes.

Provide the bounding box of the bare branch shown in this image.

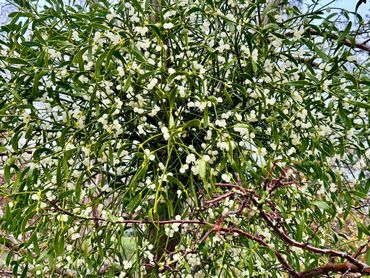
[307,28,370,54]
[299,262,370,277]
[220,227,300,277]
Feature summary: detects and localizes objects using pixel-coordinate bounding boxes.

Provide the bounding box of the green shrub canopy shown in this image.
[0,0,369,277]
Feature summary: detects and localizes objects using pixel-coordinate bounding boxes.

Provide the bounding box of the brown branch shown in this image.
[199,227,215,244]
[216,174,370,276]
[205,191,235,205]
[50,190,299,275]
[214,182,248,195]
[362,37,370,45]
[220,227,299,277]
[307,28,370,54]
[258,209,368,271]
[46,178,370,277]
[353,237,370,258]
[0,231,21,251]
[299,262,370,277]
[48,200,211,226]
[215,179,370,275]
[0,269,13,277]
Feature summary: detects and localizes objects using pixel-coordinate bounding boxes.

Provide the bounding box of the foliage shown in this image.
[0,0,369,277]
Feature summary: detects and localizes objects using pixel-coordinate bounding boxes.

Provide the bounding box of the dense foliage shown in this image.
[0,0,369,277]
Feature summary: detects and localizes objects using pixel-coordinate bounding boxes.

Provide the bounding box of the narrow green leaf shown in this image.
[199,159,206,179]
[4,164,11,184]
[348,100,370,110]
[304,39,329,62]
[183,119,201,129]
[366,248,370,265]
[312,201,332,212]
[6,57,30,65]
[73,46,90,71]
[338,21,352,42]
[131,0,144,14]
[127,193,142,213]
[32,70,46,98]
[95,51,109,79]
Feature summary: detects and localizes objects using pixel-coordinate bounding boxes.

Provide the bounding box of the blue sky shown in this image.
[332,0,369,15]
[309,0,369,16]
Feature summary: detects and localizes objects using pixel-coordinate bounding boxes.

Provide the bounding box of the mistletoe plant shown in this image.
[0,0,369,277]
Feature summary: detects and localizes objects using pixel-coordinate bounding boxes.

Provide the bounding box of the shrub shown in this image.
[0,0,369,277]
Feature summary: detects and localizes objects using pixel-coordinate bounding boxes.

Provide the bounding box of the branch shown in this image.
[258,209,368,271]
[48,200,211,226]
[299,262,370,277]
[0,231,21,251]
[307,28,370,54]
[220,227,299,277]
[353,237,370,258]
[47,179,370,277]
[0,269,13,277]
[204,191,235,205]
[49,191,298,275]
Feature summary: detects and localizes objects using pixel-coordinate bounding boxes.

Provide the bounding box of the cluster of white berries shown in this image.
[165,215,182,238]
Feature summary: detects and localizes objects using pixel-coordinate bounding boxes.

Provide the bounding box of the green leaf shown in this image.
[6,249,13,266]
[131,46,146,63]
[312,139,330,156]
[21,264,28,278]
[338,105,351,129]
[4,164,11,184]
[167,176,187,194]
[54,231,65,256]
[126,192,142,213]
[233,123,251,129]
[130,161,148,191]
[30,232,40,255]
[95,50,109,79]
[199,159,206,179]
[166,199,174,218]
[296,218,304,242]
[20,204,37,233]
[148,207,158,226]
[338,21,352,42]
[8,11,33,18]
[123,74,132,91]
[343,72,358,88]
[32,70,46,99]
[75,174,84,201]
[131,0,145,14]
[203,105,209,128]
[248,255,254,275]
[56,159,63,188]
[348,100,370,110]
[366,248,370,265]
[73,46,90,71]
[312,201,332,212]
[90,23,111,30]
[304,39,329,62]
[32,147,52,161]
[183,119,201,129]
[6,57,30,65]
[264,23,279,30]
[12,261,19,276]
[356,220,370,237]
